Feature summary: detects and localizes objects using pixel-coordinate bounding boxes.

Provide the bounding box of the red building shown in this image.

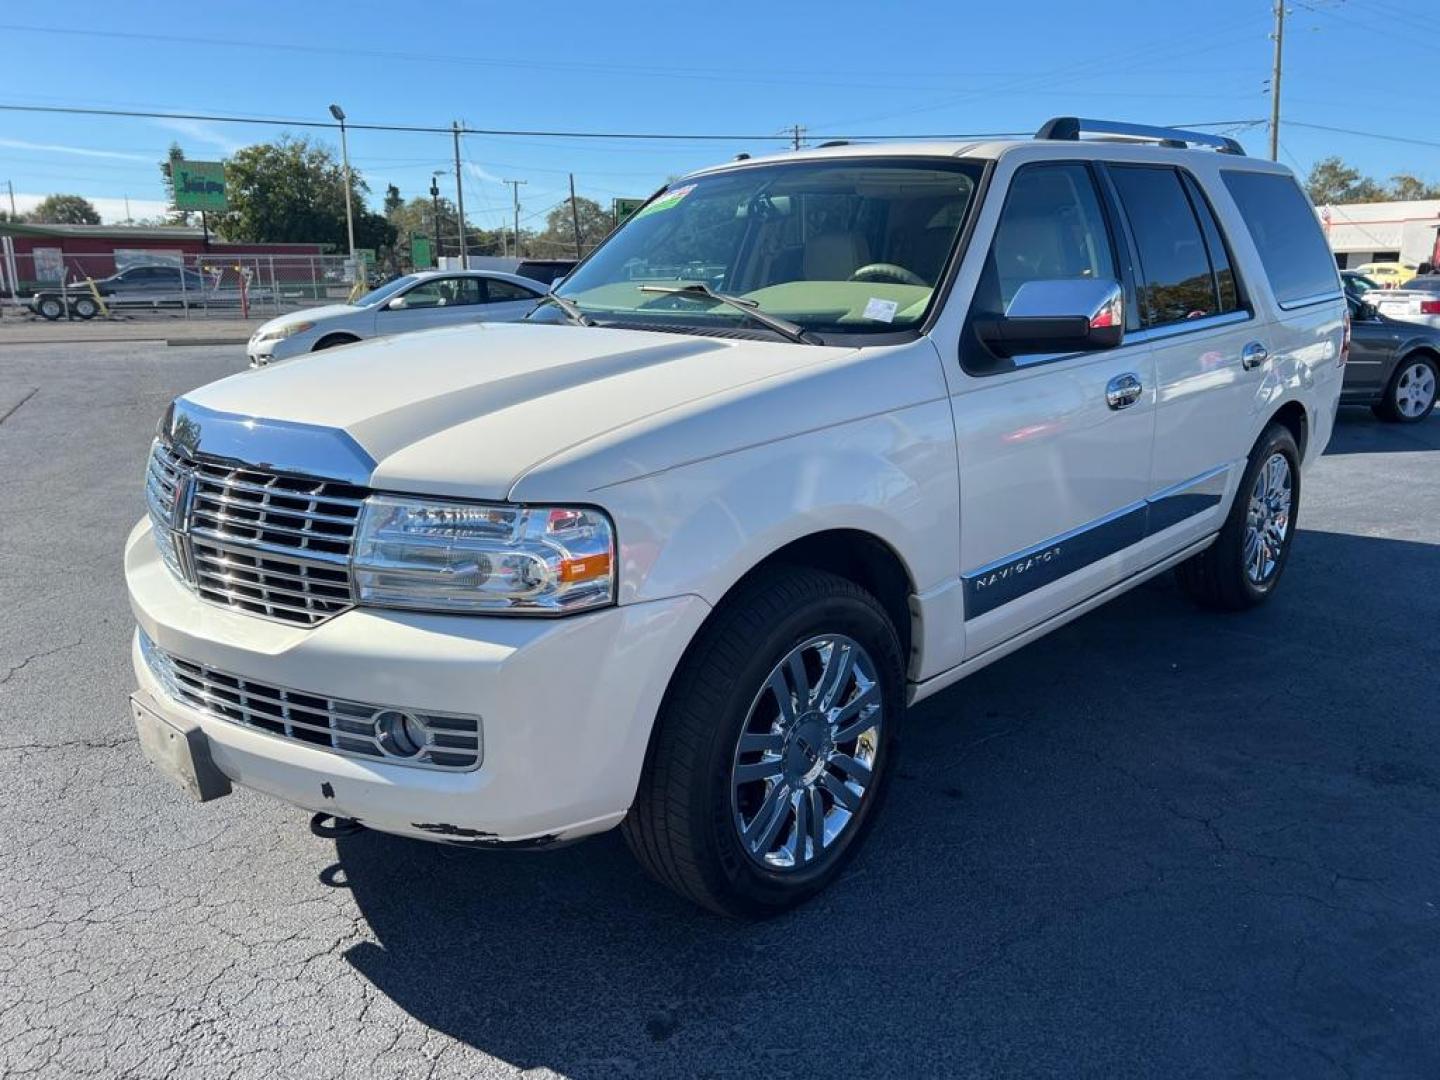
[0,221,330,292]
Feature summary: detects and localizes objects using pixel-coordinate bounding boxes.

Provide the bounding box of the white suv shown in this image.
[126,118,1347,917]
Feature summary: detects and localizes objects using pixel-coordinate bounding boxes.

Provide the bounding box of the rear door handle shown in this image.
[1241,341,1269,370]
[1105,372,1143,410]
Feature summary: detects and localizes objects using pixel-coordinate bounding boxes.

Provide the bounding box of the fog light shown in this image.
[374,709,428,758]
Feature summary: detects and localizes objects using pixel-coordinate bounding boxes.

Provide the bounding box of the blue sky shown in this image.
[2,0,1437,225]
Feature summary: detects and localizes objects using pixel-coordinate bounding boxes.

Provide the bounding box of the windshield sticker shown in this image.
[635,184,695,219]
[863,297,899,324]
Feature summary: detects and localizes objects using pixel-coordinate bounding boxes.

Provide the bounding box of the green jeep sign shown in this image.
[172,161,228,211]
[613,197,646,226]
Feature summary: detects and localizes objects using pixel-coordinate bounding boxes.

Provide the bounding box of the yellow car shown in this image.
[1352,262,1418,288]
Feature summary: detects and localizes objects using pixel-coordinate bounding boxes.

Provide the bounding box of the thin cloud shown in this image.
[11,193,170,224]
[0,137,151,162]
[465,162,503,185]
[150,117,246,155]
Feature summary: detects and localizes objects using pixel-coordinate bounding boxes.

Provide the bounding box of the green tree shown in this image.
[534,195,613,257]
[1388,174,1440,201]
[159,143,195,226]
[28,194,101,225]
[217,136,395,251]
[383,183,404,218]
[1304,157,1384,205]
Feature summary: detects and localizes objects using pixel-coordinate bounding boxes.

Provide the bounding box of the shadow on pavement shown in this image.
[332,528,1440,1078]
[1324,407,1438,455]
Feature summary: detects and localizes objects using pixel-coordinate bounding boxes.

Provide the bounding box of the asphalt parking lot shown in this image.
[2,341,1438,1079]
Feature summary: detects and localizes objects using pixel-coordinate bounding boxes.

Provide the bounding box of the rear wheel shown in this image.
[623,567,903,918]
[1176,423,1300,611]
[36,296,63,321]
[1373,354,1438,423]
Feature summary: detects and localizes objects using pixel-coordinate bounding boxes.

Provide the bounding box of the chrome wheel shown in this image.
[1244,452,1292,585]
[1394,361,1437,419]
[730,635,882,872]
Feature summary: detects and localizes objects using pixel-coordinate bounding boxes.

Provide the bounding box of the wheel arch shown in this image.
[1267,398,1309,460]
[312,332,361,351]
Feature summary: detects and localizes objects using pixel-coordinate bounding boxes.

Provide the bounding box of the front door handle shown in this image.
[1105,372,1143,410]
[1241,341,1269,370]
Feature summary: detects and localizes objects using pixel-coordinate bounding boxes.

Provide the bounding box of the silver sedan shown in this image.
[247,270,547,366]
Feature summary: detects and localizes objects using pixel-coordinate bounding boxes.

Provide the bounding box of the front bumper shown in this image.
[245,334,312,367]
[125,519,710,845]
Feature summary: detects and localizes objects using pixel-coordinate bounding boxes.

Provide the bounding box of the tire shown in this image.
[312,334,359,351]
[1175,422,1301,611]
[622,566,904,918]
[1373,354,1438,423]
[36,296,63,321]
[71,296,99,320]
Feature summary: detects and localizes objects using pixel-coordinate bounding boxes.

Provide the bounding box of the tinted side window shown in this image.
[1109,166,1219,326]
[1222,171,1340,307]
[486,279,539,302]
[984,163,1116,312]
[1180,173,1240,314]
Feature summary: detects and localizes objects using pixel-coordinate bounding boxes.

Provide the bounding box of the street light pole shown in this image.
[430,170,445,264]
[329,104,358,273]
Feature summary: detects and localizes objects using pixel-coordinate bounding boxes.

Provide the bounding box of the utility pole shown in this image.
[1268,0,1285,162]
[568,173,583,260]
[452,122,468,267]
[503,179,526,258]
[790,124,807,151]
[5,180,15,218]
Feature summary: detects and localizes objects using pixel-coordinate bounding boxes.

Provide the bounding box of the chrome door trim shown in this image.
[1124,309,1252,346]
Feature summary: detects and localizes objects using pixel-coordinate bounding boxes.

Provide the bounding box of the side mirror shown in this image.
[386,296,407,310]
[1358,301,1378,321]
[975,279,1124,358]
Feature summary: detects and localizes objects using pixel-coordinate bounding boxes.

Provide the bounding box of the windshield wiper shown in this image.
[532,293,595,327]
[637,283,819,344]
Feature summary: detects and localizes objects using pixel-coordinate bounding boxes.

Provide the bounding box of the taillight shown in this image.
[1420,300,1440,315]
[1340,309,1350,367]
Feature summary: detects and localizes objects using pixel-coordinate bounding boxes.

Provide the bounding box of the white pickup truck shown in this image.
[127,118,1346,917]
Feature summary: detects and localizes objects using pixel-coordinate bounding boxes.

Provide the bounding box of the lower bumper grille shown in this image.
[138,630,482,772]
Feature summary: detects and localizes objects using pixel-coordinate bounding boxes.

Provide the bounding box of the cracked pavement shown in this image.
[2,341,1438,1078]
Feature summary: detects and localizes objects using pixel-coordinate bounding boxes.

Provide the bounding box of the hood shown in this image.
[181,321,862,499]
[254,304,359,334]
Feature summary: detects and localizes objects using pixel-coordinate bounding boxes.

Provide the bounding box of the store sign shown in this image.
[33,247,63,282]
[172,161,228,211]
[613,197,646,226]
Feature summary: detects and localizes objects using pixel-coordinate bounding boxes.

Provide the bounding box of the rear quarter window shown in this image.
[1221,171,1340,308]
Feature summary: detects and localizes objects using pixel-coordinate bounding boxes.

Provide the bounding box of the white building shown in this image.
[1316,199,1440,269]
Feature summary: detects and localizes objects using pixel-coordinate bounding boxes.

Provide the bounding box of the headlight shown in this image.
[257,321,315,342]
[352,496,615,615]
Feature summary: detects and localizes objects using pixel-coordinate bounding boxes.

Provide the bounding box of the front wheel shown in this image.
[1175,423,1300,610]
[623,567,903,918]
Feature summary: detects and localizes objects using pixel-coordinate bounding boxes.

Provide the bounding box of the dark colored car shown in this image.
[513,259,576,287]
[1345,293,1440,422]
[31,265,210,320]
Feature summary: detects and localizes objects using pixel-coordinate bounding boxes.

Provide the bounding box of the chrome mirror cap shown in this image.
[1005,278,1124,330]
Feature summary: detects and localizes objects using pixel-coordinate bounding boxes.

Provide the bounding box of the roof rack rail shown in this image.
[1034,117,1245,156]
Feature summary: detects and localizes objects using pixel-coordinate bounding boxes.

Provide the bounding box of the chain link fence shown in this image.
[0,248,363,321]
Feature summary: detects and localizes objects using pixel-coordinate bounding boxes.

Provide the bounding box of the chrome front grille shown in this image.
[139,630,483,771]
[145,440,367,626]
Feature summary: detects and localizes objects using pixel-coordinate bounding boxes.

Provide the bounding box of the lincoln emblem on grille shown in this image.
[168,463,198,584]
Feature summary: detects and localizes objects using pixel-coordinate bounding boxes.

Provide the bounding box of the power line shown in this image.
[1286,121,1440,152]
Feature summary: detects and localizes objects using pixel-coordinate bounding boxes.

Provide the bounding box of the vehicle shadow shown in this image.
[331,528,1440,1079]
[1324,406,1438,455]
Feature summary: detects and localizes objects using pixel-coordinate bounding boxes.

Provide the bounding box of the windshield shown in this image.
[355,275,420,307]
[552,158,982,338]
